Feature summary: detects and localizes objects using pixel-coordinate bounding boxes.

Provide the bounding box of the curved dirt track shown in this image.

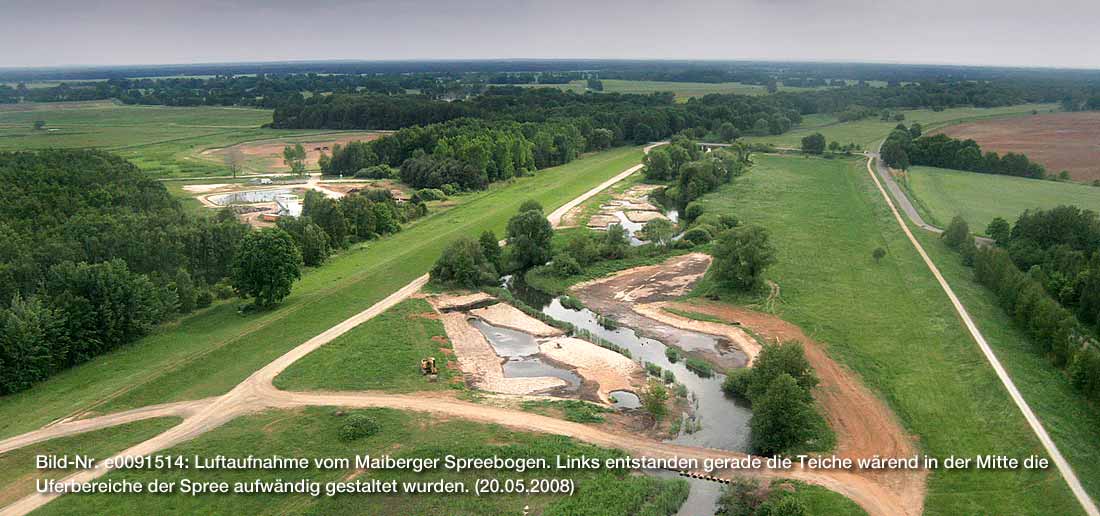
[0,142,919,516]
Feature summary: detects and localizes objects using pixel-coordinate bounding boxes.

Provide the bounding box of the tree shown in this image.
[479,230,502,271]
[283,143,307,176]
[505,209,553,270]
[231,228,302,308]
[0,295,65,394]
[872,247,886,263]
[986,217,1011,246]
[713,225,777,291]
[643,148,673,181]
[723,340,817,403]
[302,191,348,248]
[518,199,543,214]
[641,379,669,420]
[277,216,331,267]
[749,373,816,456]
[225,147,245,178]
[881,140,910,170]
[640,218,675,247]
[800,133,826,155]
[33,120,45,131]
[942,215,970,250]
[719,122,740,143]
[173,269,196,314]
[430,237,498,288]
[600,224,630,259]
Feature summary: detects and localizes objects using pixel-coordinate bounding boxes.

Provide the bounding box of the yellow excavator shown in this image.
[420,357,438,375]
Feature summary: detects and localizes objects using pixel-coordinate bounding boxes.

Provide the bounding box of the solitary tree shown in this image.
[33,120,46,131]
[719,122,740,143]
[713,225,777,291]
[283,143,307,176]
[479,230,502,271]
[225,147,245,178]
[872,247,886,263]
[641,379,669,420]
[231,228,302,308]
[640,218,675,247]
[800,133,826,155]
[942,215,971,250]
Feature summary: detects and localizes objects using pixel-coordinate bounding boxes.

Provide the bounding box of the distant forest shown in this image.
[3,60,1100,113]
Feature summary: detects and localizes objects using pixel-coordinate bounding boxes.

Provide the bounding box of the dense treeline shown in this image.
[309,90,785,191]
[0,150,248,394]
[643,138,749,206]
[881,124,1047,178]
[941,207,1100,403]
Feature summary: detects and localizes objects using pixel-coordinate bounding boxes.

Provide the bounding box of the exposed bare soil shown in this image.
[540,336,644,402]
[205,132,383,174]
[469,303,563,337]
[934,111,1100,181]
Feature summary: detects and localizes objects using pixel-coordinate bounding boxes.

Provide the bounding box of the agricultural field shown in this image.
[934,111,1100,182]
[0,146,644,440]
[905,165,1100,233]
[196,130,384,174]
[33,407,689,516]
[691,154,1084,514]
[742,104,1056,150]
[0,101,333,177]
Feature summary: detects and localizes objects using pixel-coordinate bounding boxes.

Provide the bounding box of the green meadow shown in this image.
[691,154,1084,514]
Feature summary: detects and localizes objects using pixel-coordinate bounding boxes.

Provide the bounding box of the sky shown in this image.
[1,0,1098,69]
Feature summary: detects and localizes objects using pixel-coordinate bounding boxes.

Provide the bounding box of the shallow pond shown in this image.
[508,281,751,452]
[207,188,293,206]
[468,317,580,392]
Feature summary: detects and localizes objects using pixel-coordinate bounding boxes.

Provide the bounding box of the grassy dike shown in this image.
[0,418,181,507]
[691,153,1083,514]
[0,146,643,440]
[33,408,688,516]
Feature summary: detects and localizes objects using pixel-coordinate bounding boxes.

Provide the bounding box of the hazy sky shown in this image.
[2,0,1097,69]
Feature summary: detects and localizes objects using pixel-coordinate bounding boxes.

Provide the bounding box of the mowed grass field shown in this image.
[742,104,1056,150]
[693,154,1084,514]
[35,407,688,516]
[0,101,327,177]
[0,418,181,507]
[274,298,456,392]
[906,165,1100,232]
[0,146,644,440]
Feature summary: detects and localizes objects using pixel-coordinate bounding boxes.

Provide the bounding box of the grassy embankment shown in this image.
[742,104,1055,150]
[34,408,688,516]
[689,153,1085,514]
[0,418,181,507]
[0,146,644,440]
[905,165,1100,232]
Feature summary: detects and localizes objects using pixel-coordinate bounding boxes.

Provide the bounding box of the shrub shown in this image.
[559,295,585,311]
[339,413,381,441]
[430,237,499,288]
[441,183,459,196]
[685,357,714,378]
[413,188,447,202]
[646,362,664,378]
[683,202,705,224]
[681,227,712,245]
[195,289,214,309]
[665,346,681,363]
[641,379,669,420]
[942,215,971,249]
[721,367,753,398]
[551,253,582,276]
[749,374,817,456]
[662,369,676,384]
